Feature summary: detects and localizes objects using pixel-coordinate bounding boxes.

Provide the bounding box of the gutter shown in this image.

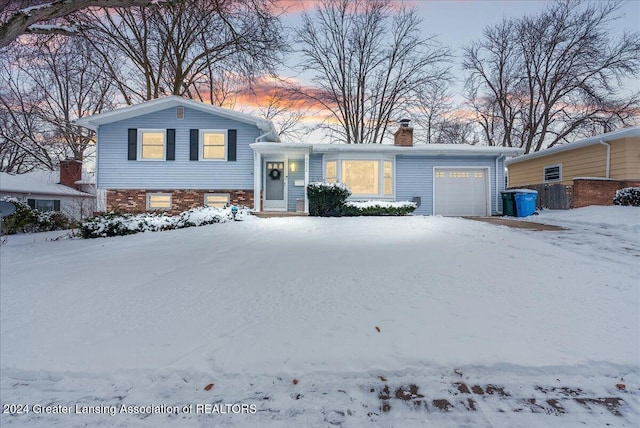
[598,139,611,178]
[254,131,273,144]
[496,154,505,215]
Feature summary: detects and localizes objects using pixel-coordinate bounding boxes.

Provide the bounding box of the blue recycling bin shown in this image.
[513,191,538,217]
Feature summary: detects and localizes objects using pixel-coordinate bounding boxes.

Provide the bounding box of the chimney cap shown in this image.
[399,119,411,127]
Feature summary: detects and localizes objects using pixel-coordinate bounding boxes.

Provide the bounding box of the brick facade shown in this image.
[572,179,640,208]
[106,189,254,215]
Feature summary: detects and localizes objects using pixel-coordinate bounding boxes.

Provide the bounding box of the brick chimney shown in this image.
[59,159,83,189]
[394,119,413,147]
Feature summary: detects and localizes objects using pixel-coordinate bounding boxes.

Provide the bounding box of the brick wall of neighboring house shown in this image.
[572,179,640,208]
[106,189,254,215]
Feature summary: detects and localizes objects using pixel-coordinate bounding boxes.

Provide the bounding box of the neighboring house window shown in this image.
[200,130,227,160]
[27,199,60,212]
[326,161,337,182]
[544,164,562,182]
[324,157,394,197]
[204,193,230,208]
[147,193,172,210]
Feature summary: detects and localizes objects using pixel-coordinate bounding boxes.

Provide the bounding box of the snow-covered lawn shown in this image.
[1,207,638,427]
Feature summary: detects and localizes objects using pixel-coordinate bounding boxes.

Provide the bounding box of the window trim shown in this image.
[543,163,562,183]
[199,129,228,161]
[204,193,230,208]
[323,154,395,199]
[137,129,166,161]
[146,193,172,211]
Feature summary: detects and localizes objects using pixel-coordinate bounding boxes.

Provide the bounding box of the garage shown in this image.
[434,168,490,216]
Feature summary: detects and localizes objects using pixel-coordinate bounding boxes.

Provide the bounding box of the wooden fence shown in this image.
[510,183,573,210]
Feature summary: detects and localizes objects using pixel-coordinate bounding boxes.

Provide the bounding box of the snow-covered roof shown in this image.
[311,143,523,156]
[0,171,93,197]
[506,127,640,165]
[76,96,279,141]
[250,141,523,156]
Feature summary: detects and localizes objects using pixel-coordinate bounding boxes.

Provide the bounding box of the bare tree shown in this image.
[249,79,309,141]
[0,35,115,172]
[0,0,161,47]
[464,0,640,153]
[79,0,285,104]
[296,0,450,144]
[20,36,116,161]
[0,59,57,171]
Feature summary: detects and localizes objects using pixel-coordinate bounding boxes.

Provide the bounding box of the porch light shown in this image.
[290,162,296,172]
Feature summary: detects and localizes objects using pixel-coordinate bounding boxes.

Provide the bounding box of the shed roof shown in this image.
[506,127,640,165]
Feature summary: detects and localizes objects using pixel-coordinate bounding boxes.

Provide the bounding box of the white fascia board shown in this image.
[310,143,523,156]
[250,142,312,155]
[76,96,276,135]
[506,127,640,165]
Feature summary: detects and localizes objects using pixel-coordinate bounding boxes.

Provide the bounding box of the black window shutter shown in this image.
[127,128,137,160]
[190,129,199,161]
[27,199,35,209]
[53,200,61,211]
[228,129,237,161]
[166,129,175,161]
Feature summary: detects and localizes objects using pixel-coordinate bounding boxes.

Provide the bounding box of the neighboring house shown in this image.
[0,160,96,220]
[506,127,640,208]
[76,96,522,217]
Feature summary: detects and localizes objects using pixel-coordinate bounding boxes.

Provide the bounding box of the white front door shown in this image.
[263,160,287,211]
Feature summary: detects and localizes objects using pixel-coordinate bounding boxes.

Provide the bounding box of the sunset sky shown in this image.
[241,0,640,143]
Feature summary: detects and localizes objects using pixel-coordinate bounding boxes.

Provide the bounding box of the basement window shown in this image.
[543,164,562,182]
[147,193,172,210]
[204,193,230,208]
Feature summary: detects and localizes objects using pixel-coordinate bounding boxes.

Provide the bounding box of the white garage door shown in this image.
[434,168,489,216]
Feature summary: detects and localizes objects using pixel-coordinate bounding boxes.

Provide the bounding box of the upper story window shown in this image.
[200,130,227,160]
[543,164,561,182]
[128,128,174,161]
[138,129,165,160]
[324,156,394,198]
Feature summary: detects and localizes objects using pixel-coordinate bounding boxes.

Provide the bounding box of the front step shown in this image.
[252,211,309,218]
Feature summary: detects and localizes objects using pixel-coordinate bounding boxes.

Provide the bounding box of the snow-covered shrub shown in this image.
[80,206,250,238]
[1,196,72,234]
[307,181,352,216]
[613,187,640,207]
[341,200,417,216]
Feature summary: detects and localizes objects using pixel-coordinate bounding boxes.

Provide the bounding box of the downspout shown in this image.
[496,154,506,215]
[598,139,611,178]
[254,131,273,144]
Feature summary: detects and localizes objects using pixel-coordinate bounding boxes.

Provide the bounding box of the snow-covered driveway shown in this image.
[1,207,638,426]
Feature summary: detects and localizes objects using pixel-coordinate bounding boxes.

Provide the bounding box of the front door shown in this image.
[264,161,286,211]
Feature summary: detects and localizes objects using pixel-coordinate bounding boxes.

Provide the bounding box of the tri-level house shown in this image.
[76,96,522,216]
